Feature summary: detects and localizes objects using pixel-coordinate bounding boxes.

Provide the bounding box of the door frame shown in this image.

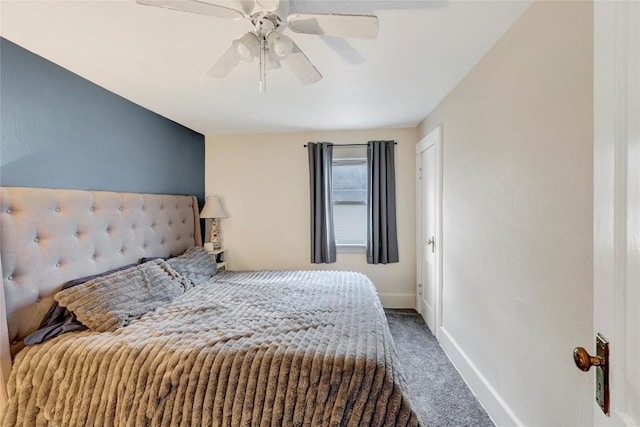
[593,0,639,425]
[416,125,443,339]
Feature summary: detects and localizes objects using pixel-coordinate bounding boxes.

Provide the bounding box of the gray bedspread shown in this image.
[2,270,419,427]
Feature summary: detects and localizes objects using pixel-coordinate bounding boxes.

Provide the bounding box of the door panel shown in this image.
[419,144,436,331]
[417,126,441,336]
[593,1,639,425]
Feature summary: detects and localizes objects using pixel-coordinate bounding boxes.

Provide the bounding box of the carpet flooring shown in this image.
[385,309,495,427]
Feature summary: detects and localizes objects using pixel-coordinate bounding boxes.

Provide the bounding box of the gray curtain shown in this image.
[308,142,336,264]
[367,140,399,264]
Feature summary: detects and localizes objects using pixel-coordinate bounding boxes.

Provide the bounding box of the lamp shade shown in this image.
[200,196,228,219]
[267,32,293,58]
[233,32,259,63]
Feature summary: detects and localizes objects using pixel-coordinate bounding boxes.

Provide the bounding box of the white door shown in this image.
[591,1,639,425]
[416,126,442,337]
[418,143,436,332]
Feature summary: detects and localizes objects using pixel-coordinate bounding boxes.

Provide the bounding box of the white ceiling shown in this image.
[1,0,532,135]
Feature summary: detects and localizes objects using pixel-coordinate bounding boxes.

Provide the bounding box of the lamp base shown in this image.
[209,218,221,250]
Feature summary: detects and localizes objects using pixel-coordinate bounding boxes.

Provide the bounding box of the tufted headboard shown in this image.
[0,187,202,403]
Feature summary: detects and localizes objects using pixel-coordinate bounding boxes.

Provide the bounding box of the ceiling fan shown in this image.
[136,0,379,91]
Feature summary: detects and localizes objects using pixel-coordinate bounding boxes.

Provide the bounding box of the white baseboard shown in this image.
[438,326,524,427]
[380,293,416,308]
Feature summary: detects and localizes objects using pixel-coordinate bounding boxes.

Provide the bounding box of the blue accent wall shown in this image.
[0,38,204,203]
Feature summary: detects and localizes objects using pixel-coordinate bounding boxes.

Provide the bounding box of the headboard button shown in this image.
[91,255,96,260]
[8,275,13,281]
[36,297,41,303]
[56,262,61,267]
[55,208,60,213]
[34,237,39,243]
[11,340,17,346]
[90,207,94,212]
[6,209,11,214]
[74,232,79,237]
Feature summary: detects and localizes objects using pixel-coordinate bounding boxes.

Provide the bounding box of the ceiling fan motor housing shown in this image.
[250,12,281,35]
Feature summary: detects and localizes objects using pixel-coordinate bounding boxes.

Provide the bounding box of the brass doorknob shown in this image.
[573,347,605,372]
[573,335,609,416]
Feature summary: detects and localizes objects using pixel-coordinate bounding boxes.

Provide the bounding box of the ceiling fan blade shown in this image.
[136,0,245,20]
[238,0,256,15]
[282,42,322,85]
[286,13,378,39]
[207,45,242,78]
[256,0,279,12]
[275,0,289,18]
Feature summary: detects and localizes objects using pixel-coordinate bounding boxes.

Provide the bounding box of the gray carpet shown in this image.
[385,309,495,427]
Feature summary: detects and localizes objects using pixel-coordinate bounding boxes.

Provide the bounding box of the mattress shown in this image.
[2,270,419,426]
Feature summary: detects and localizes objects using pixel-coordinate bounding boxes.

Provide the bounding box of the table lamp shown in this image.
[200,196,228,251]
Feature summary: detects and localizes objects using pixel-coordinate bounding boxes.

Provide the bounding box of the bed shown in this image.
[0,187,419,426]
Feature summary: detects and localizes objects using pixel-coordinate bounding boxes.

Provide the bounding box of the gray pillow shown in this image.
[167,246,218,288]
[24,263,138,345]
[55,260,188,332]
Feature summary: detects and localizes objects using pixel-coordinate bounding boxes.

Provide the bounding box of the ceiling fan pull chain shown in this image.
[259,22,266,93]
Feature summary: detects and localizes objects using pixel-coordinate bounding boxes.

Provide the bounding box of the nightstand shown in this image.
[209,248,227,272]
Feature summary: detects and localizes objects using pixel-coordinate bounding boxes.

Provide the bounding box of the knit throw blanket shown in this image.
[2,270,420,427]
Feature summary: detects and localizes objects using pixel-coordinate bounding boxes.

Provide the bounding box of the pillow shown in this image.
[138,256,169,264]
[55,259,188,332]
[24,263,138,345]
[166,246,218,289]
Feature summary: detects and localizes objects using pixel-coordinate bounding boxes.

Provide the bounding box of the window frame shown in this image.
[331,156,368,251]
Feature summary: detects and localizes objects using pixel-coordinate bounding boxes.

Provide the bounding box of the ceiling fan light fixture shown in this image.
[266,52,281,70]
[233,32,260,62]
[266,31,293,58]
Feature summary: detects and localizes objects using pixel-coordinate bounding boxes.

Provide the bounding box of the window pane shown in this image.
[332,162,367,203]
[333,204,367,245]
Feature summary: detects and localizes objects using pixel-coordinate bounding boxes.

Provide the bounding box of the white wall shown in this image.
[205,128,417,307]
[417,1,593,426]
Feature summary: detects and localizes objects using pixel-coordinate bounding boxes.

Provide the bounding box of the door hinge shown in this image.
[427,236,435,253]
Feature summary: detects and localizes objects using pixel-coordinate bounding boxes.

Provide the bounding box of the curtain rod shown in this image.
[303,142,397,147]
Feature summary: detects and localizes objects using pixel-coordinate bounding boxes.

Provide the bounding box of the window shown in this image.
[332,156,367,247]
